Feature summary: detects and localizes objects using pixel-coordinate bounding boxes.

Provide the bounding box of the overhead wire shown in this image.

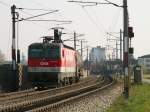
[106,7,121,56]
[19,10,58,21]
[84,6,110,47]
[90,7,108,33]
[81,6,109,47]
[29,0,84,43]
[18,10,52,43]
[15,0,62,31]
[29,0,74,35]
[17,5,72,43]
[19,8,55,11]
[104,0,121,7]
[88,0,122,57]
[0,0,71,59]
[91,9,111,46]
[0,1,60,31]
[0,0,54,30]
[55,12,75,33]
[29,0,49,9]
[108,8,122,33]
[0,1,10,7]
[38,1,83,37]
[21,0,72,44]
[18,10,50,29]
[81,7,105,35]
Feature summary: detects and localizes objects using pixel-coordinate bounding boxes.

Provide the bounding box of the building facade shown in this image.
[138,54,150,74]
[89,46,106,62]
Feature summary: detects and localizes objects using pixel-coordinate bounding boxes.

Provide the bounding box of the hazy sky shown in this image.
[0,0,150,60]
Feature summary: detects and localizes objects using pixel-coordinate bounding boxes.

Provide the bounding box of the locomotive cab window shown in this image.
[45,47,60,59]
[29,48,43,58]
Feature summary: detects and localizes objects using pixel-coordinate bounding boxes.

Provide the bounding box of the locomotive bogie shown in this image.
[28,72,77,87]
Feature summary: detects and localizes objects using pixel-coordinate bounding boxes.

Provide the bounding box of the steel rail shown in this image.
[0,76,97,105]
[0,76,104,112]
[0,89,35,98]
[29,77,115,112]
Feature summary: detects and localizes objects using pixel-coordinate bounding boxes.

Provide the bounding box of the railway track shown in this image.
[0,76,96,105]
[0,89,35,98]
[26,76,114,112]
[0,76,99,110]
[0,76,113,112]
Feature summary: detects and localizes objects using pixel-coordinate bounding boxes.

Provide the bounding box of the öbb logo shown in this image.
[40,62,49,66]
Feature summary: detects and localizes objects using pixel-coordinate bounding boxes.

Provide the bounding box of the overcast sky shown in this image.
[0,0,149,60]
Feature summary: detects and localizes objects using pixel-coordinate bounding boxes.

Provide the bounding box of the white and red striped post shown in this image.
[11,5,20,90]
[11,5,17,71]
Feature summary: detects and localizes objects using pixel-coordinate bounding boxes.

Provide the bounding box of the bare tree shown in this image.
[0,50,5,63]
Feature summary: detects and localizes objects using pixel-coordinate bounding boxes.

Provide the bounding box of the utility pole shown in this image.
[74,31,76,50]
[123,0,129,98]
[11,5,20,90]
[120,29,123,78]
[11,5,17,71]
[116,41,118,60]
[87,46,89,76]
[107,38,119,60]
[112,48,115,60]
[74,31,78,80]
[120,29,122,61]
[81,40,83,60]
[16,14,20,64]
[11,5,20,66]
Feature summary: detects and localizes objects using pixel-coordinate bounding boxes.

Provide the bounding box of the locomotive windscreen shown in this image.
[29,48,43,58]
[29,45,60,59]
[45,48,60,59]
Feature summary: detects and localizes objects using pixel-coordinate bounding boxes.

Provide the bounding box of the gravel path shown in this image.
[51,82,123,112]
[143,79,150,83]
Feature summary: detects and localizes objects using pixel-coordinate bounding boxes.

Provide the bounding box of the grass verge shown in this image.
[107,83,150,112]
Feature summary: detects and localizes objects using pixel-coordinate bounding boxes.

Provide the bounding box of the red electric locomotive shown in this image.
[28,29,83,88]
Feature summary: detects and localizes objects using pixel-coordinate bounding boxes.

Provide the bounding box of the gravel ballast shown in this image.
[51,82,123,112]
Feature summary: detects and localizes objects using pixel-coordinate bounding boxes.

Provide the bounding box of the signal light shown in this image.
[129,47,134,54]
[128,27,134,38]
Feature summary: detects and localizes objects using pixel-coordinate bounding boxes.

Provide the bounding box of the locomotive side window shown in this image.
[29,48,43,58]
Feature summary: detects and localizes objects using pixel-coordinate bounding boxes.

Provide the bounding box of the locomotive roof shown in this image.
[29,42,75,50]
[29,43,61,47]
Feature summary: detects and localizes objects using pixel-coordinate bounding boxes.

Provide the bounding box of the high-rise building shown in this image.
[89,46,106,62]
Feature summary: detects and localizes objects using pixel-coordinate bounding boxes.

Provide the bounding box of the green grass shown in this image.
[107,83,150,112]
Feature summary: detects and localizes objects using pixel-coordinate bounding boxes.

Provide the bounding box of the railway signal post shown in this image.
[68,0,131,98]
[123,0,130,99]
